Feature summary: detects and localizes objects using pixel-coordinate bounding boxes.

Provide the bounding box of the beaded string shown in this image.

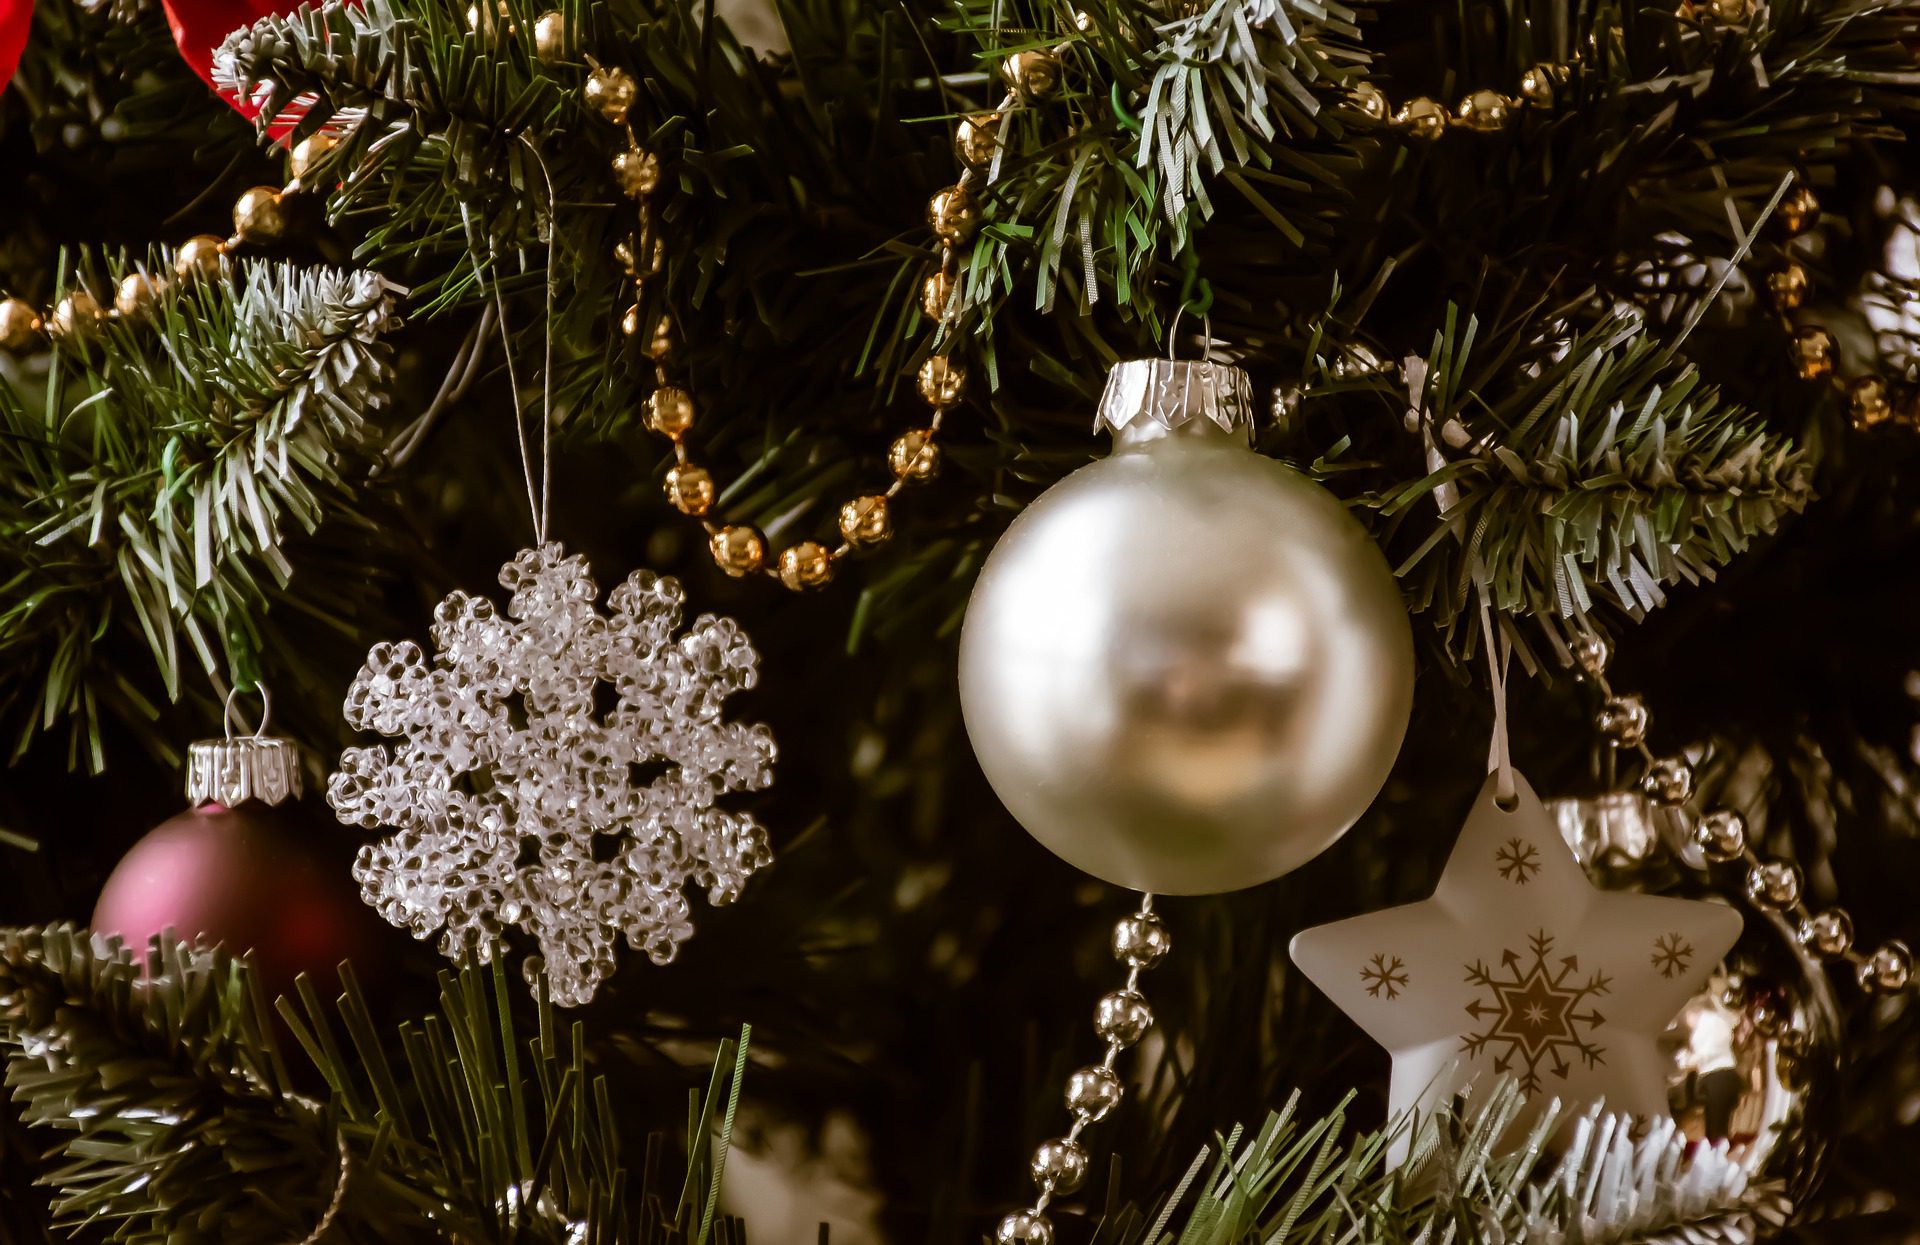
[1752,177,1916,430]
[1343,60,1565,139]
[995,894,1171,1245]
[1572,632,1915,997]
[0,137,331,354]
[583,45,1065,590]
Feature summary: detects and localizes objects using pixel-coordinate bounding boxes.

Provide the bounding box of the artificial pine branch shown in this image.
[0,255,400,768]
[1374,307,1812,655]
[1090,1088,1779,1245]
[0,925,344,1244]
[0,926,748,1245]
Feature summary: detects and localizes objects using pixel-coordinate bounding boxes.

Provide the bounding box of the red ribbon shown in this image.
[1,0,306,111]
[0,0,30,94]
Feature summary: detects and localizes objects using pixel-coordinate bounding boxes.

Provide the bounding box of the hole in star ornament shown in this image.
[1289,771,1742,1158]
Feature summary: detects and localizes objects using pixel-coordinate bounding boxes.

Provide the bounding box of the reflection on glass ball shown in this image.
[1661,953,1839,1190]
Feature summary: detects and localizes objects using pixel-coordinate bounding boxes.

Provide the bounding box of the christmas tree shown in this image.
[1,0,1918,1238]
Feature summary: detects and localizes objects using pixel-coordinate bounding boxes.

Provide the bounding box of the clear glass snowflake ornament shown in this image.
[327,543,776,1006]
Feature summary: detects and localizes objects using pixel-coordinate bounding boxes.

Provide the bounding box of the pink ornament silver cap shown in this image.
[187,736,303,807]
[1095,359,1255,444]
[188,686,301,806]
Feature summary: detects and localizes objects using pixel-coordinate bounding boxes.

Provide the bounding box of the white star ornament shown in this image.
[1289,772,1741,1137]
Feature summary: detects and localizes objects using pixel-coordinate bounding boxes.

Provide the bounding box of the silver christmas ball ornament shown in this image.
[1664,949,1842,1190]
[958,360,1414,894]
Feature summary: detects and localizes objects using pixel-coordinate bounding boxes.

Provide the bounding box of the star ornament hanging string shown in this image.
[1289,771,1742,1147]
[327,165,776,1006]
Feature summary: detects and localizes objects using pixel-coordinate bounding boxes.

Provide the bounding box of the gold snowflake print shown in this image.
[1360,953,1408,1000]
[1463,930,1610,1093]
[1495,837,1541,884]
[1650,932,1693,979]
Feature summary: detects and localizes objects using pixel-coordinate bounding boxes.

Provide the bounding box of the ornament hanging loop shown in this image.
[196,683,300,807]
[223,682,273,741]
[1477,594,1517,809]
[1164,304,1215,363]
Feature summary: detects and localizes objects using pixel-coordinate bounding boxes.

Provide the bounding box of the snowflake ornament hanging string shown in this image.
[328,209,775,1007]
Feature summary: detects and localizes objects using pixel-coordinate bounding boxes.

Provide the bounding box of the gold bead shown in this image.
[710,525,766,577]
[1707,0,1749,21]
[532,10,567,60]
[646,234,664,275]
[1348,81,1388,121]
[49,289,105,337]
[1763,260,1808,311]
[1393,97,1447,141]
[928,187,978,244]
[0,298,45,352]
[114,272,164,318]
[922,270,956,321]
[648,317,674,362]
[232,186,288,243]
[838,494,892,547]
[1778,182,1820,237]
[777,541,835,591]
[612,149,661,198]
[956,112,1001,167]
[614,235,638,275]
[585,66,638,124]
[621,304,641,337]
[288,131,337,182]
[1790,325,1835,381]
[646,385,695,438]
[1005,49,1061,101]
[1454,89,1511,132]
[1849,375,1893,429]
[174,234,226,281]
[889,428,941,482]
[917,355,965,407]
[664,463,715,515]
[1518,65,1557,108]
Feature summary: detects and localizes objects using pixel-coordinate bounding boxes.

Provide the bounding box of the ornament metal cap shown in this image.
[1095,359,1255,445]
[187,687,302,807]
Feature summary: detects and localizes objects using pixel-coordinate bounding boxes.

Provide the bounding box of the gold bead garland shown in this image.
[1572,633,1915,998]
[597,44,1063,589]
[1345,61,1567,141]
[0,178,301,354]
[0,130,330,355]
[1755,177,1915,430]
[995,896,1170,1245]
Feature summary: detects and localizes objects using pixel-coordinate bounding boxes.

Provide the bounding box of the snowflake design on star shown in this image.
[1651,931,1693,979]
[326,543,776,1006]
[1462,930,1611,1094]
[1495,837,1541,884]
[1360,953,1408,1000]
